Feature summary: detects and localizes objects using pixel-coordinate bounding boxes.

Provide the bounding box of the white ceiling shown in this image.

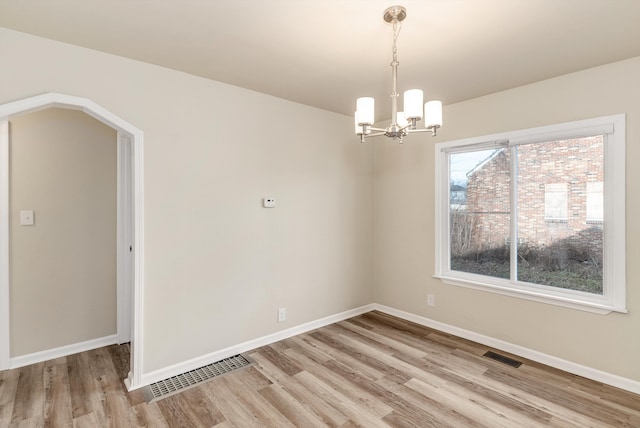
[2,0,640,120]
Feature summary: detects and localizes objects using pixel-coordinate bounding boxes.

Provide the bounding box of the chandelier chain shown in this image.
[390,18,403,114]
[392,20,402,64]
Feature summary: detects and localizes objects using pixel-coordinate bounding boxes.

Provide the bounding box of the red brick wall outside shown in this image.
[462,136,603,255]
[463,148,511,251]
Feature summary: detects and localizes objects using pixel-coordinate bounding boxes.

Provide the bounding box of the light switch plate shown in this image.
[20,210,34,226]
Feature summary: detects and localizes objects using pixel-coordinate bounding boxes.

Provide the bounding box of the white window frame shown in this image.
[434,115,626,314]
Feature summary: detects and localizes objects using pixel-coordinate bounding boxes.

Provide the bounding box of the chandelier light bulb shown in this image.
[425,100,443,129]
[356,97,375,125]
[396,111,408,128]
[403,89,424,120]
[354,111,364,135]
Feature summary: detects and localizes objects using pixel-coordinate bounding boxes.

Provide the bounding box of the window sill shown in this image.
[434,273,627,315]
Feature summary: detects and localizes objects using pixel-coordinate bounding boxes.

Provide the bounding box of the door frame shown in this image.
[0,93,145,390]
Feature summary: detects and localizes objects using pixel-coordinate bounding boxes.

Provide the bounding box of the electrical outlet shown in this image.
[427,294,435,307]
[278,307,286,322]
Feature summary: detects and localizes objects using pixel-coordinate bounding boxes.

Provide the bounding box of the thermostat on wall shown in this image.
[263,198,276,208]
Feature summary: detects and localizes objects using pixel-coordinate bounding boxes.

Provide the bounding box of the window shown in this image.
[544,183,568,221]
[435,115,626,313]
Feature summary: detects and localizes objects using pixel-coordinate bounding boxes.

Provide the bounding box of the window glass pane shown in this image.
[449,148,510,279]
[516,136,604,294]
[586,181,603,222]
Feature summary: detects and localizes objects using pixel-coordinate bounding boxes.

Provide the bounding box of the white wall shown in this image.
[374,56,640,381]
[9,108,117,356]
[5,24,637,386]
[0,27,374,373]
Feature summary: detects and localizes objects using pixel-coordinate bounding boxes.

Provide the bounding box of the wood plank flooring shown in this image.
[1,311,639,427]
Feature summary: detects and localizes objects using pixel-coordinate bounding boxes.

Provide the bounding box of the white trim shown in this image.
[434,274,614,315]
[0,121,9,370]
[117,133,133,344]
[509,144,518,281]
[0,93,140,134]
[0,93,144,390]
[138,304,375,389]
[10,334,118,369]
[372,304,640,395]
[139,302,640,395]
[433,117,617,152]
[127,127,145,390]
[604,118,626,312]
[508,122,614,146]
[6,299,638,396]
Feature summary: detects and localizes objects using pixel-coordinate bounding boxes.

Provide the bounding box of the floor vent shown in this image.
[142,354,253,403]
[483,351,522,368]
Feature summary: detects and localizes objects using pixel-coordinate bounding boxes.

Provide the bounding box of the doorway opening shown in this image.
[0,93,144,390]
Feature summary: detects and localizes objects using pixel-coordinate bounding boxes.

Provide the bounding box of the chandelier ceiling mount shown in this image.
[383,6,407,23]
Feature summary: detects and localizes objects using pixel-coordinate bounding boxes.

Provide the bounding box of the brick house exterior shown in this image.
[462,136,604,255]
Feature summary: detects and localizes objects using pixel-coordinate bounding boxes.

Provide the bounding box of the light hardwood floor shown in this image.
[1,311,639,427]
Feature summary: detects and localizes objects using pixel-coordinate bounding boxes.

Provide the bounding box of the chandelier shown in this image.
[355,6,442,143]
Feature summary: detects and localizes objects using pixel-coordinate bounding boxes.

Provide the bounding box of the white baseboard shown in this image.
[136,301,640,395]
[10,302,636,396]
[139,304,375,388]
[372,304,640,395]
[10,334,118,369]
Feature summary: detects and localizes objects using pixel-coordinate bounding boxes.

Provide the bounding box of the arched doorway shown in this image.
[0,93,144,390]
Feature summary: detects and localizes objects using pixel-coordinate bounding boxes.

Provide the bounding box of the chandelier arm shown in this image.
[367,131,388,137]
[406,127,440,137]
[397,123,415,133]
[360,130,389,142]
